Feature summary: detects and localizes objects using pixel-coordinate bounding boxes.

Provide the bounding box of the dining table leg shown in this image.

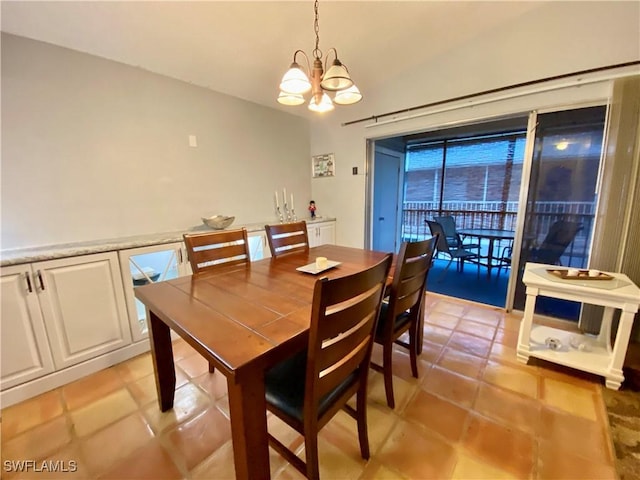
[148,310,176,411]
[227,369,270,479]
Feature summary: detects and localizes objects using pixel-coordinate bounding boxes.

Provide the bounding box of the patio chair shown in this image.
[496,243,513,277]
[529,220,583,265]
[433,215,480,251]
[264,254,392,480]
[426,220,479,281]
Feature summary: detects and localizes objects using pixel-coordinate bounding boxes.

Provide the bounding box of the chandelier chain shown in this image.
[313,0,321,59]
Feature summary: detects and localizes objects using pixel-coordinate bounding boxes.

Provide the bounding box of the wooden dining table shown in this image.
[135,244,391,479]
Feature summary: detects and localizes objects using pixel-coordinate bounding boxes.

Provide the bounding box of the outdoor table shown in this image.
[457,228,516,278]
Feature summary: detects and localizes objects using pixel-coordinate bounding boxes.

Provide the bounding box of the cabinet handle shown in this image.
[24,272,33,293]
[178,248,183,264]
[36,270,45,291]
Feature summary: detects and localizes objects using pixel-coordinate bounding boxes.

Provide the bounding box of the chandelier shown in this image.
[277,0,362,113]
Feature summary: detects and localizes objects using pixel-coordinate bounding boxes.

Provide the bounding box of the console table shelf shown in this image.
[517,263,640,390]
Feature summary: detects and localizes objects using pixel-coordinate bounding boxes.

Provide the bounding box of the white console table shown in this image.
[517,262,640,389]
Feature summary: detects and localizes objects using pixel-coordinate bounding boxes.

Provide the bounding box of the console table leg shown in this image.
[605,376,623,390]
[605,309,635,389]
[596,307,615,353]
[517,290,537,364]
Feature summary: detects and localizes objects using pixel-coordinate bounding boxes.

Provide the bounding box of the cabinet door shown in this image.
[118,243,186,342]
[317,222,336,245]
[248,232,271,260]
[307,225,319,247]
[1,265,55,390]
[35,252,131,369]
[307,221,336,247]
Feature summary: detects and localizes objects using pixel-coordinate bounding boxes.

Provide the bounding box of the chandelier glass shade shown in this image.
[277,0,362,112]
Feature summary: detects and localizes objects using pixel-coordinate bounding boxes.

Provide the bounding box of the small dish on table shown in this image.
[296,260,341,275]
[546,269,613,281]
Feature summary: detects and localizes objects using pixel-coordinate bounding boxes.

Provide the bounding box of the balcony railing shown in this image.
[402,201,594,267]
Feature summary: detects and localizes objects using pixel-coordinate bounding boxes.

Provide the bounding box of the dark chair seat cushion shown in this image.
[375,302,411,339]
[265,350,358,422]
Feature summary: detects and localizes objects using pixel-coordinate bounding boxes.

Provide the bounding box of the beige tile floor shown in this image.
[1,294,617,479]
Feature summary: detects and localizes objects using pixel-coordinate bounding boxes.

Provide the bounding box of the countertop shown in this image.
[1,217,335,266]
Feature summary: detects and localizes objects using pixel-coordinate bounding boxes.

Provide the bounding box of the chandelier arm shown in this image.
[292,49,312,75]
[323,47,337,73]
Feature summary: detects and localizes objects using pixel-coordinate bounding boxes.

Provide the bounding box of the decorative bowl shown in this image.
[202,215,235,230]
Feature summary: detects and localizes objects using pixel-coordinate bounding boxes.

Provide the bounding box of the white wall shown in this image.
[310,1,640,248]
[1,33,310,250]
[2,2,638,251]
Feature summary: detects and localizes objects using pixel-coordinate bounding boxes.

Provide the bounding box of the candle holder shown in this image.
[276,206,284,223]
[291,208,297,221]
[283,203,292,222]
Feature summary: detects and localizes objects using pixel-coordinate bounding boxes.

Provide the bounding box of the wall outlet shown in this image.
[188,135,198,148]
[352,167,358,175]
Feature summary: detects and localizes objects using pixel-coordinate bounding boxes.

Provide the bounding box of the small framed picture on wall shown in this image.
[312,153,335,177]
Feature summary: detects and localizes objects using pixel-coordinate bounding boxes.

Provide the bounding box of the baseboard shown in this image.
[0,341,150,408]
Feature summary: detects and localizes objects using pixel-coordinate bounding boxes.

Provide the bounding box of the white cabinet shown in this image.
[307,221,336,247]
[1,252,131,386]
[118,242,190,342]
[36,252,132,370]
[1,265,55,390]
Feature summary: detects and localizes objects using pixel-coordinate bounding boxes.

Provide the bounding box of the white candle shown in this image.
[283,188,287,206]
[274,191,279,208]
[291,193,294,208]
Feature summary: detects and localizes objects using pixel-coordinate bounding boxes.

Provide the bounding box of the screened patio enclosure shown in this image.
[371,106,606,319]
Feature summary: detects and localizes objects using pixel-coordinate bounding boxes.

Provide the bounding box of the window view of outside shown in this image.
[402,131,527,241]
[396,106,605,314]
[401,130,527,307]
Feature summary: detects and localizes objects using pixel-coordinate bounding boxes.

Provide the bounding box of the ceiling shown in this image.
[0,1,554,119]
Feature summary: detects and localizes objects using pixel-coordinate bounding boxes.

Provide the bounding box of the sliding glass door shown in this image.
[370,106,607,315]
[511,106,607,320]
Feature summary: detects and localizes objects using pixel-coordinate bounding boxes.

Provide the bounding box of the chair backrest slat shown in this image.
[183,228,250,274]
[265,221,310,258]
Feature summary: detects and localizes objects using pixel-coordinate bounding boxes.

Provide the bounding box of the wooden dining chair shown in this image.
[183,228,251,274]
[370,236,438,409]
[265,221,309,258]
[183,228,251,373]
[264,254,393,480]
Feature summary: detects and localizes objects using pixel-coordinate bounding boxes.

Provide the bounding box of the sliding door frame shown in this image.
[507,101,609,315]
[505,111,538,312]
